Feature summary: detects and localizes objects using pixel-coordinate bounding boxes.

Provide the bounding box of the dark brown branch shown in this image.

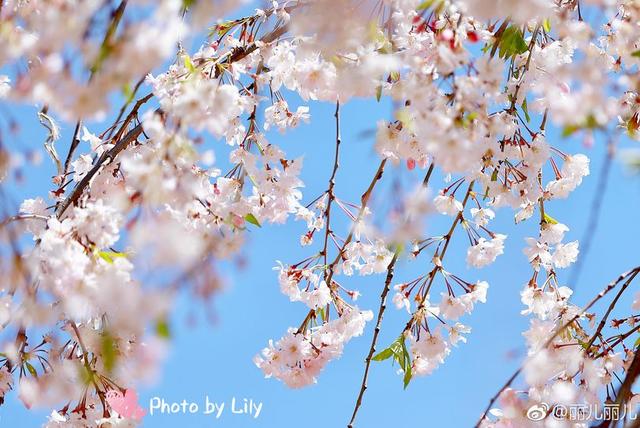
[346,162,443,426]
[62,120,83,176]
[106,76,147,141]
[323,158,387,292]
[347,251,399,428]
[584,268,640,354]
[296,158,388,333]
[474,368,523,428]
[404,181,475,333]
[321,100,342,270]
[422,162,435,187]
[474,267,640,427]
[594,324,640,360]
[55,93,155,218]
[55,120,145,218]
[215,23,290,78]
[595,348,640,428]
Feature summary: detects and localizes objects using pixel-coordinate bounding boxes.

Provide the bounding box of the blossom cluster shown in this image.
[254,308,373,388]
[1,0,640,427]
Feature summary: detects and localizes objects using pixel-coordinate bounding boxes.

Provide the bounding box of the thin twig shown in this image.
[595,348,640,428]
[0,214,49,227]
[475,267,640,427]
[321,100,342,271]
[55,120,146,218]
[55,93,155,218]
[347,161,437,425]
[594,324,640,360]
[404,181,475,333]
[297,158,388,332]
[422,162,435,187]
[325,159,388,288]
[62,120,83,177]
[347,251,399,428]
[215,23,290,78]
[584,268,640,353]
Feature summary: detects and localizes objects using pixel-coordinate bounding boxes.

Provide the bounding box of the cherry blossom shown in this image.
[1,0,640,426]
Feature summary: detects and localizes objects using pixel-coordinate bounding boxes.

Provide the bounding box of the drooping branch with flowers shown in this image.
[1,0,640,426]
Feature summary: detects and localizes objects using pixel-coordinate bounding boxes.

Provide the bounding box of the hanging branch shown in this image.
[347,251,399,428]
[55,102,152,218]
[321,100,342,271]
[475,266,640,427]
[348,162,436,427]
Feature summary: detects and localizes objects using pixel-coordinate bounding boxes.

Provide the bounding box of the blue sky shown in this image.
[3,5,640,428]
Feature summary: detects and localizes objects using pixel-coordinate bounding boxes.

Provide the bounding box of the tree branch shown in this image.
[347,251,399,428]
[475,266,640,427]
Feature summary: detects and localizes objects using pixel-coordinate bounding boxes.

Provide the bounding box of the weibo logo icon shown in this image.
[526,402,549,422]
[106,389,146,421]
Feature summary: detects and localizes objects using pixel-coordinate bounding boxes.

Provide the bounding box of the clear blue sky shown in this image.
[2,5,640,428]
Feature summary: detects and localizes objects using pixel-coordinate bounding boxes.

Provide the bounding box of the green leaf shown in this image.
[372,347,395,361]
[561,124,579,138]
[575,339,589,350]
[25,361,37,377]
[244,213,261,228]
[561,114,600,138]
[632,50,640,58]
[183,54,196,73]
[214,21,234,37]
[90,44,112,74]
[627,117,639,135]
[417,0,435,10]
[101,332,117,373]
[458,111,479,128]
[482,186,490,201]
[403,368,412,388]
[521,98,531,123]
[98,251,127,264]
[395,108,413,130]
[498,26,529,59]
[400,338,413,389]
[376,85,382,102]
[373,336,413,388]
[79,364,94,386]
[543,213,559,224]
[542,18,551,33]
[373,337,403,361]
[122,83,134,105]
[417,0,445,13]
[585,115,599,129]
[156,319,171,339]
